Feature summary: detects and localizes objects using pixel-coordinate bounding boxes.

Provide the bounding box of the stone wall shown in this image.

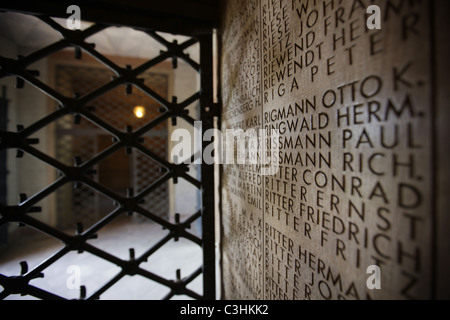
[220,0,449,300]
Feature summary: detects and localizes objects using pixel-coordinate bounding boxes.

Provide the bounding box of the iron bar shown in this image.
[199,34,216,300]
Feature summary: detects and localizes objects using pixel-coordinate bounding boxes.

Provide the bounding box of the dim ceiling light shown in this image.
[133,106,146,119]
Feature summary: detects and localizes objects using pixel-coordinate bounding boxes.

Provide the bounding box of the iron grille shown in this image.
[0,10,216,300]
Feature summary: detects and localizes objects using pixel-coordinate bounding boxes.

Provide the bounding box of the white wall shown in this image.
[1,39,55,236]
[0,34,19,210]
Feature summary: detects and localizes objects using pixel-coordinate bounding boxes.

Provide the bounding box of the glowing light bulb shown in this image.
[133,106,146,119]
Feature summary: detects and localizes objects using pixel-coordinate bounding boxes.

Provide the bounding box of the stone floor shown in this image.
[0,215,203,300]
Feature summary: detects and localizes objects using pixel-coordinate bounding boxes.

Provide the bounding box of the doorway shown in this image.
[52,56,171,229]
[0,8,217,299]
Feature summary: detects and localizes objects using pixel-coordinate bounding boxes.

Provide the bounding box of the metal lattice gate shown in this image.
[0,5,217,300]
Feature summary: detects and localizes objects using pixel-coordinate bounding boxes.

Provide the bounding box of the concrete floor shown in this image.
[0,215,203,300]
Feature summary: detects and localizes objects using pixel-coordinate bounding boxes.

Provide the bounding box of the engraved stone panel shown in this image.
[221,0,447,300]
[221,0,264,299]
